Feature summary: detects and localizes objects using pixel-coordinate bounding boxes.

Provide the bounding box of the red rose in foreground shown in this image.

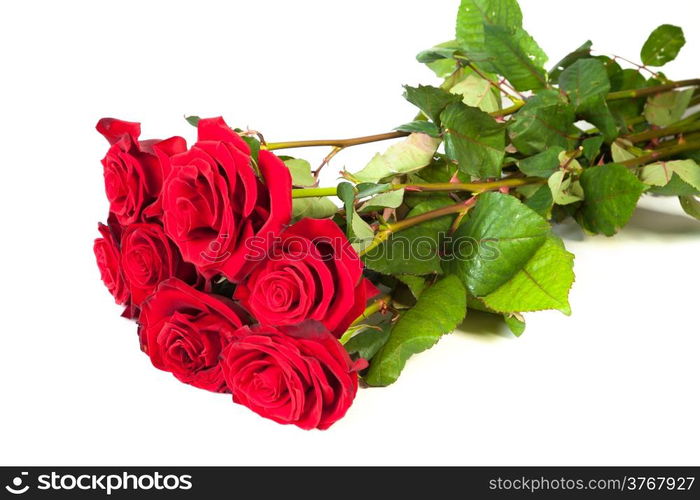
[96,118,186,226]
[94,221,129,305]
[221,322,365,430]
[161,117,292,282]
[138,278,247,392]
[234,218,378,337]
[120,223,199,306]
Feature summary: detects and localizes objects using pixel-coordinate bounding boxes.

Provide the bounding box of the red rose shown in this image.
[234,218,378,337]
[138,278,248,392]
[161,117,291,282]
[120,223,199,306]
[96,118,186,226]
[221,321,365,430]
[94,221,129,305]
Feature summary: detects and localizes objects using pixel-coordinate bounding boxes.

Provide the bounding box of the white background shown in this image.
[1,0,699,466]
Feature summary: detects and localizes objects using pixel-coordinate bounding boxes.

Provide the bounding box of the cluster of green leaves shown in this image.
[293,1,700,387]
[337,0,700,387]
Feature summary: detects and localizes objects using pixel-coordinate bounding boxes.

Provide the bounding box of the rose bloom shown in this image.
[120,223,199,306]
[93,220,129,305]
[234,218,378,337]
[138,278,248,392]
[221,321,365,430]
[96,118,186,226]
[160,116,291,282]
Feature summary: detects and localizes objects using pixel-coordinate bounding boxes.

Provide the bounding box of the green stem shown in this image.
[624,119,700,143]
[266,131,408,151]
[350,296,389,326]
[291,187,340,198]
[621,140,700,167]
[606,79,700,101]
[396,177,541,192]
[291,177,543,199]
[491,101,525,117]
[359,198,477,257]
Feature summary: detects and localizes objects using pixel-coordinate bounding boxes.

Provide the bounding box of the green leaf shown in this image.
[483,24,547,91]
[582,136,604,163]
[611,142,636,163]
[640,24,686,67]
[355,182,391,199]
[649,174,700,196]
[403,85,460,125]
[577,164,646,236]
[185,115,200,126]
[292,197,338,220]
[608,69,647,125]
[549,40,592,81]
[517,147,564,177]
[337,181,355,225]
[456,0,523,57]
[640,159,700,191]
[364,275,467,387]
[446,192,551,296]
[416,40,460,63]
[397,275,427,298]
[455,0,546,76]
[644,88,694,127]
[559,58,610,110]
[580,97,619,142]
[679,195,700,220]
[284,158,315,187]
[363,199,455,276]
[394,121,441,137]
[509,90,577,155]
[504,314,526,336]
[359,189,405,212]
[409,156,469,184]
[523,184,554,218]
[441,101,506,178]
[344,326,391,362]
[349,215,375,253]
[449,73,501,113]
[548,171,583,205]
[351,133,441,183]
[482,235,574,314]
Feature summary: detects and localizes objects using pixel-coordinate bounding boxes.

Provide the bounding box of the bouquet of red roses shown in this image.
[94,0,699,429]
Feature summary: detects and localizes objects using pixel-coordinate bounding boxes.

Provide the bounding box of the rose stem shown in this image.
[291,176,543,198]
[606,79,700,101]
[358,197,478,257]
[623,115,700,143]
[291,187,341,199]
[265,131,409,151]
[620,139,700,168]
[350,297,390,327]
